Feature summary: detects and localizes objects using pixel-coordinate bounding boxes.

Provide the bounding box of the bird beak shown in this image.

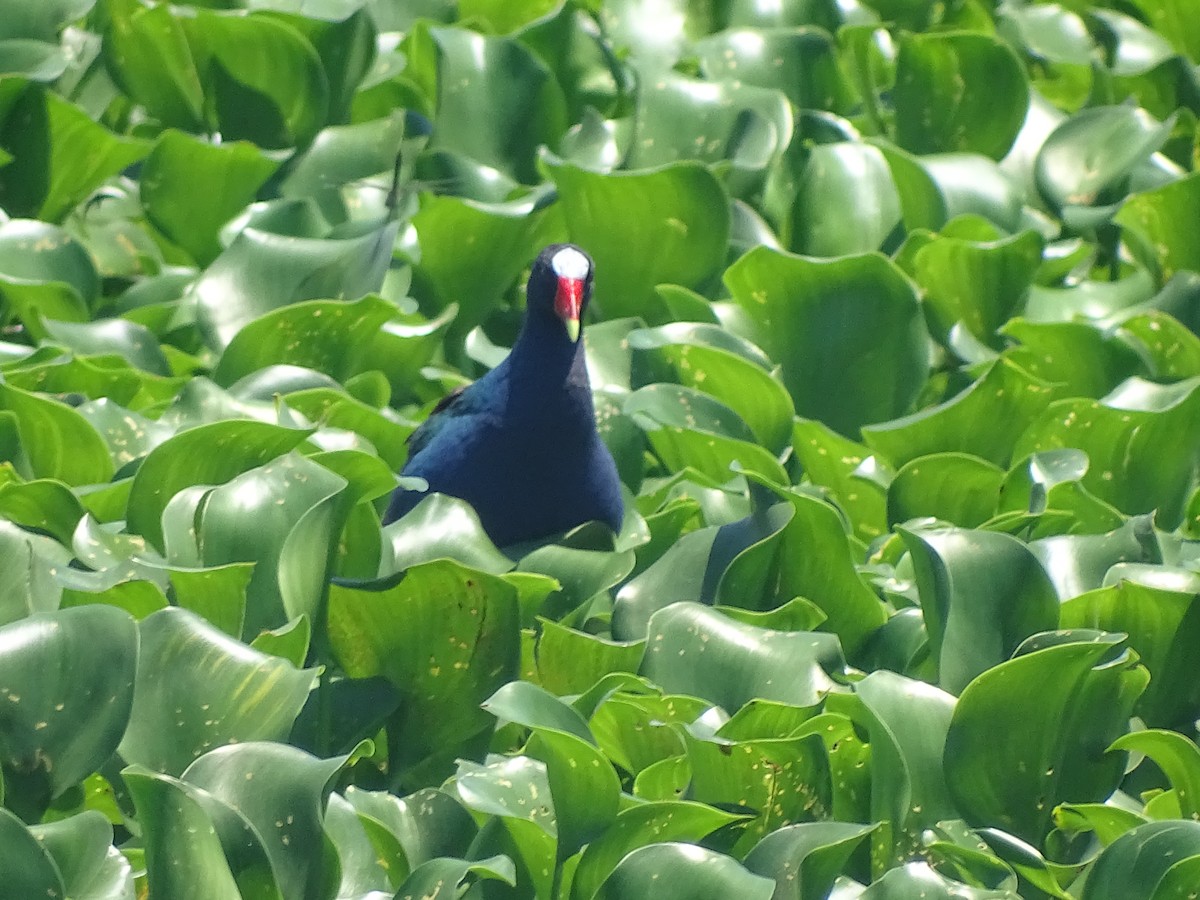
[554,276,584,342]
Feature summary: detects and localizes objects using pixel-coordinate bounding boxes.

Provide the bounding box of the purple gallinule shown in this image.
[385,244,623,546]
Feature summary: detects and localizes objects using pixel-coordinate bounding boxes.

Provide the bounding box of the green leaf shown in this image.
[914,230,1043,348]
[571,801,746,900]
[127,419,313,552]
[0,605,137,818]
[1062,576,1200,730]
[1014,377,1200,528]
[141,131,279,265]
[853,671,959,854]
[0,806,66,896]
[426,25,567,183]
[192,216,399,350]
[0,218,99,307]
[595,842,775,900]
[104,0,204,130]
[944,633,1148,844]
[724,246,929,436]
[642,602,843,711]
[410,193,548,346]
[894,31,1029,159]
[123,766,268,899]
[899,524,1058,694]
[214,294,400,387]
[0,86,148,222]
[782,142,902,256]
[888,453,1003,528]
[181,742,346,900]
[120,607,317,775]
[1080,819,1200,900]
[327,561,519,783]
[185,9,331,149]
[1114,171,1200,282]
[864,359,1065,468]
[742,821,878,900]
[1036,106,1174,213]
[546,158,731,323]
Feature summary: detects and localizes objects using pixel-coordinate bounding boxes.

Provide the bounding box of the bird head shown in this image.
[529,244,594,343]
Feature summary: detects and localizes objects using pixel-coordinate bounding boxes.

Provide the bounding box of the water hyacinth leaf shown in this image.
[864,359,1064,468]
[888,453,1003,528]
[624,74,791,191]
[141,130,280,266]
[182,742,347,900]
[123,766,269,899]
[535,618,645,695]
[103,0,203,131]
[120,607,317,776]
[914,230,1043,348]
[1080,819,1200,900]
[383,493,514,575]
[27,810,134,899]
[629,323,794,452]
[785,141,902,256]
[688,480,887,657]
[1002,319,1142,399]
[898,525,1058,694]
[193,217,399,351]
[625,383,788,484]
[1061,576,1200,729]
[854,671,959,850]
[546,158,730,323]
[395,856,517,900]
[179,452,350,638]
[596,842,775,900]
[183,10,330,149]
[455,755,557,897]
[695,27,854,113]
[1108,728,1200,820]
[894,31,1028,159]
[686,727,832,849]
[792,418,888,542]
[1014,377,1200,528]
[860,861,1018,899]
[1114,171,1200,282]
[742,821,877,900]
[0,605,137,816]
[0,807,68,896]
[1028,515,1160,600]
[0,87,148,222]
[1035,106,1175,213]
[410,193,549,346]
[571,801,747,900]
[524,726,622,859]
[214,294,400,387]
[999,448,1125,534]
[1118,310,1200,380]
[0,218,99,307]
[327,561,519,781]
[127,419,313,551]
[945,633,1148,844]
[725,246,928,436]
[425,25,567,183]
[0,476,84,545]
[643,602,842,711]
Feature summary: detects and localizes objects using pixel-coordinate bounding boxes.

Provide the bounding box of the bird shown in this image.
[384,243,624,547]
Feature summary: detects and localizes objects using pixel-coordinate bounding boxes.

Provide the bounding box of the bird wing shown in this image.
[404,381,491,460]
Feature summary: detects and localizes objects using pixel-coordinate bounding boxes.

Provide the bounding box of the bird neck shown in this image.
[506,312,592,409]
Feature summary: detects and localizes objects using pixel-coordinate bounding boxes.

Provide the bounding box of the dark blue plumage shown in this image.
[384,244,624,547]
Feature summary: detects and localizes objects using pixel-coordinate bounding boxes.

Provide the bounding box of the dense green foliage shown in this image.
[1,0,1200,897]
